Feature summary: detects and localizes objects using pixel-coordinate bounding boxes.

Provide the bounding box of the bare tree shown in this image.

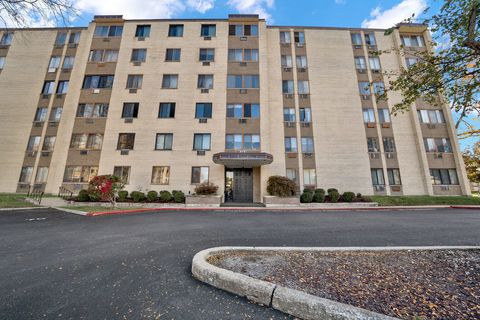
[0,0,77,28]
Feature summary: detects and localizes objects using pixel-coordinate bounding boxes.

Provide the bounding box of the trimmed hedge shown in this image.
[329,191,340,203]
[118,190,128,202]
[159,190,173,202]
[77,189,90,202]
[195,182,219,195]
[266,176,297,197]
[342,192,355,202]
[172,190,185,203]
[300,191,314,203]
[327,188,338,194]
[131,191,146,202]
[147,190,158,202]
[313,191,325,203]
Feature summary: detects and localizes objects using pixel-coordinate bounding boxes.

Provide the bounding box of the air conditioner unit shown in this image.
[370,152,380,159]
[34,122,43,127]
[366,123,376,128]
[385,152,396,159]
[298,67,307,72]
[441,185,450,191]
[239,89,247,94]
[285,122,295,128]
[68,43,78,48]
[281,42,291,47]
[48,67,57,73]
[80,150,88,155]
[62,69,71,73]
[202,61,211,66]
[124,118,133,123]
[42,94,51,99]
[97,62,105,67]
[286,153,297,158]
[381,123,391,128]
[299,94,309,99]
[54,44,64,49]
[301,122,311,128]
[434,153,443,159]
[283,67,292,72]
[238,118,247,124]
[199,118,208,123]
[295,43,304,48]
[303,152,313,157]
[136,37,145,41]
[391,186,401,192]
[48,122,57,127]
[374,185,385,192]
[197,150,206,156]
[368,45,376,50]
[41,151,50,157]
[284,93,293,98]
[358,69,366,74]
[372,69,381,73]
[240,36,247,41]
[133,61,142,66]
[353,45,362,49]
[203,36,211,40]
[27,151,37,157]
[120,149,129,155]
[56,94,64,98]
[201,88,209,93]
[85,118,94,124]
[239,62,247,66]
[129,89,138,93]
[427,123,436,129]
[102,38,110,42]
[92,89,100,94]
[362,95,371,100]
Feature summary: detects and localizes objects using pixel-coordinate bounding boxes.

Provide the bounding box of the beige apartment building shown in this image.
[0,14,470,203]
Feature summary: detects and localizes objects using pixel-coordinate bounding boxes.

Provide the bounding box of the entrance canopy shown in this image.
[213,152,273,168]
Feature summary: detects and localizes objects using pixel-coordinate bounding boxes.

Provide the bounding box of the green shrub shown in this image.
[342,192,355,202]
[159,190,173,202]
[329,191,340,203]
[313,191,325,203]
[195,182,219,195]
[300,191,314,203]
[118,190,128,202]
[88,192,100,202]
[77,189,90,202]
[172,190,185,203]
[266,176,297,197]
[147,190,158,202]
[314,188,325,195]
[303,188,314,194]
[327,188,338,194]
[131,191,146,202]
[356,193,362,199]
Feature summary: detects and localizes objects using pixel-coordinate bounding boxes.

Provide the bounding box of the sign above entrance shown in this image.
[213,152,273,168]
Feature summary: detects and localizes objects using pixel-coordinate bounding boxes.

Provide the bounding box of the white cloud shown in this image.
[227,0,275,21]
[361,0,427,29]
[334,0,346,4]
[187,0,215,13]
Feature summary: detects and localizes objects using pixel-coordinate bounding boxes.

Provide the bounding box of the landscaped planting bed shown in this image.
[209,249,480,320]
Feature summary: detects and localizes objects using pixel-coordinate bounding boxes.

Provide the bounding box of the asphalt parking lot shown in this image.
[1,207,479,319]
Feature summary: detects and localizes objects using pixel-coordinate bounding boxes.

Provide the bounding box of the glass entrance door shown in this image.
[224,168,253,202]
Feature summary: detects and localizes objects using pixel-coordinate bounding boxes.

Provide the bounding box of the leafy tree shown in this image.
[382,0,479,139]
[87,175,125,207]
[463,142,480,183]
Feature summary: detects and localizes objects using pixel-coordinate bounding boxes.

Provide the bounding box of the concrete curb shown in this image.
[0,206,42,211]
[192,246,480,320]
[52,207,88,216]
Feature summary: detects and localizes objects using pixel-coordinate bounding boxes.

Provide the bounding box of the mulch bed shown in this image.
[208,249,480,319]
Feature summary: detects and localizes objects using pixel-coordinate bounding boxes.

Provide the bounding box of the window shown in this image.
[373,82,385,95]
[63,166,98,183]
[27,136,41,151]
[126,75,143,89]
[354,57,366,71]
[0,32,13,45]
[367,137,380,152]
[135,25,151,38]
[351,33,362,45]
[76,104,108,118]
[122,103,139,118]
[82,75,114,89]
[401,35,425,47]
[430,169,459,185]
[162,74,178,89]
[42,81,55,95]
[371,169,384,186]
[283,108,296,122]
[104,50,119,62]
[298,81,309,94]
[286,169,297,182]
[229,24,258,36]
[227,75,259,89]
[155,133,173,150]
[358,82,370,95]
[168,24,184,37]
[117,133,135,150]
[34,107,48,122]
[88,50,103,62]
[282,80,294,94]
[158,103,175,118]
[113,166,131,184]
[62,56,74,69]
[94,25,123,37]
[369,57,381,71]
[284,137,297,152]
[197,74,214,89]
[303,169,316,186]
[300,108,311,122]
[364,33,376,46]
[131,49,147,62]
[296,56,308,68]
[417,109,445,124]
[195,103,212,118]
[151,166,170,184]
[227,104,242,118]
[281,55,292,68]
[193,134,211,150]
[70,133,103,150]
[424,138,452,153]
[226,134,259,150]
[55,32,67,45]
[199,48,215,61]
[226,103,260,119]
[49,56,61,69]
[387,169,402,186]
[0,56,4,69]
[42,136,56,151]
[378,109,391,123]
[56,81,69,94]
[19,167,33,183]
[243,134,260,150]
[201,24,216,37]
[301,137,314,153]
[165,48,181,61]
[406,57,418,68]
[68,32,80,44]
[294,31,305,44]
[363,109,375,123]
[383,137,396,153]
[191,167,209,184]
[226,134,242,150]
[35,167,49,183]
[50,107,62,122]
[243,49,258,62]
[228,49,243,62]
[280,31,291,44]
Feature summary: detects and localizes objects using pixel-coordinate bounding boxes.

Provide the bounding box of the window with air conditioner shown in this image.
[82,75,114,89]
[371,169,385,186]
[367,137,380,153]
[201,24,216,37]
[199,48,215,62]
[131,49,147,62]
[158,103,176,118]
[63,166,98,183]
[301,137,314,153]
[165,48,181,61]
[383,137,396,153]
[284,137,297,152]
[168,24,184,37]
[195,103,212,118]
[430,169,458,185]
[117,133,135,150]
[155,133,173,150]
[122,103,139,118]
[135,25,151,38]
[387,169,402,186]
[126,75,143,89]
[193,134,211,151]
[197,75,214,89]
[281,55,292,68]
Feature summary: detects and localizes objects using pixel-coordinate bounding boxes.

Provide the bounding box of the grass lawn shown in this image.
[61,206,146,213]
[0,193,37,208]
[371,195,480,206]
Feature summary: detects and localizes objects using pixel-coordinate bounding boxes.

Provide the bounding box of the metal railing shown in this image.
[27,187,44,205]
[58,186,74,200]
